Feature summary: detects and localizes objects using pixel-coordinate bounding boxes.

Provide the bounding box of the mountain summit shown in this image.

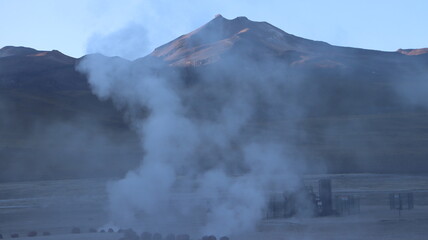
[150,15,331,66]
[149,15,428,68]
[0,46,75,64]
[0,46,39,57]
[0,46,84,90]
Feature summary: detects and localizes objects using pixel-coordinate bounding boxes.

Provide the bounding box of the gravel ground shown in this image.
[0,174,427,240]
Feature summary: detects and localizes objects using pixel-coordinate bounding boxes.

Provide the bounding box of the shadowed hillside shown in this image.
[0,47,141,182]
[1,16,428,182]
[141,15,428,174]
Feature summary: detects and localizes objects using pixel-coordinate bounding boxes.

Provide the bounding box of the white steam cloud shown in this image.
[86,23,149,60]
[78,20,307,236]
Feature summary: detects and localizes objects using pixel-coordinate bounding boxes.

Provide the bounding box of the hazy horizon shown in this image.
[1,0,428,59]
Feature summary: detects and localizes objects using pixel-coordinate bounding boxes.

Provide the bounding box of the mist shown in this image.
[78,25,314,235]
[86,23,150,60]
[76,12,428,237]
[0,94,142,182]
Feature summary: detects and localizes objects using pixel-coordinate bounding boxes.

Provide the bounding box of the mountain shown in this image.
[1,15,428,181]
[143,15,428,173]
[148,15,428,68]
[397,48,428,56]
[0,46,141,182]
[150,15,331,66]
[0,46,86,90]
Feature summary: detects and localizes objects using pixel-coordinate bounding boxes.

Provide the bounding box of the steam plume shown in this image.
[78,32,306,235]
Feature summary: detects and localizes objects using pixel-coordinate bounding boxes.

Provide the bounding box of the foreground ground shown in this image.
[0,174,427,240]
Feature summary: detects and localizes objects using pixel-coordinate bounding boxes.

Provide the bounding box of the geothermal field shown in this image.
[2,2,428,240]
[1,174,427,240]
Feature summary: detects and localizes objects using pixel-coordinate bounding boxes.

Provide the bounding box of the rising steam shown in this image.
[77,11,428,235]
[78,34,306,235]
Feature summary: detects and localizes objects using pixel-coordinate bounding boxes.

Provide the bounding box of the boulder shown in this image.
[153,232,162,240]
[141,231,153,240]
[71,227,81,234]
[120,229,139,240]
[177,234,190,240]
[165,233,176,240]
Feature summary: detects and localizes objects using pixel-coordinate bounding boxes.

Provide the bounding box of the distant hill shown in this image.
[1,15,428,182]
[0,46,84,90]
[0,46,141,182]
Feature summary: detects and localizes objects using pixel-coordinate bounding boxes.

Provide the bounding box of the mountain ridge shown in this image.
[2,16,427,67]
[1,16,428,181]
[147,15,427,67]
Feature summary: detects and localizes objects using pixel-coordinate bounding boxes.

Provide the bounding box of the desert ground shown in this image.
[0,174,427,240]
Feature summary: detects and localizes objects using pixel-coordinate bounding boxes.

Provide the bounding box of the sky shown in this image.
[1,0,427,59]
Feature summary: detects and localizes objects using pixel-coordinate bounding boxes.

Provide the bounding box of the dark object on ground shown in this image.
[42,232,51,236]
[141,231,153,240]
[120,229,139,240]
[165,233,175,240]
[153,232,162,240]
[267,179,335,218]
[220,237,229,240]
[27,231,37,237]
[71,227,81,234]
[208,236,217,240]
[89,228,97,233]
[100,229,106,233]
[108,228,114,233]
[0,233,3,239]
[118,229,124,233]
[319,179,333,216]
[177,234,190,240]
[11,233,19,238]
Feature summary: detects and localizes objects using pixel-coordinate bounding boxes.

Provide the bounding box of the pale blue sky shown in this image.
[1,0,427,58]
